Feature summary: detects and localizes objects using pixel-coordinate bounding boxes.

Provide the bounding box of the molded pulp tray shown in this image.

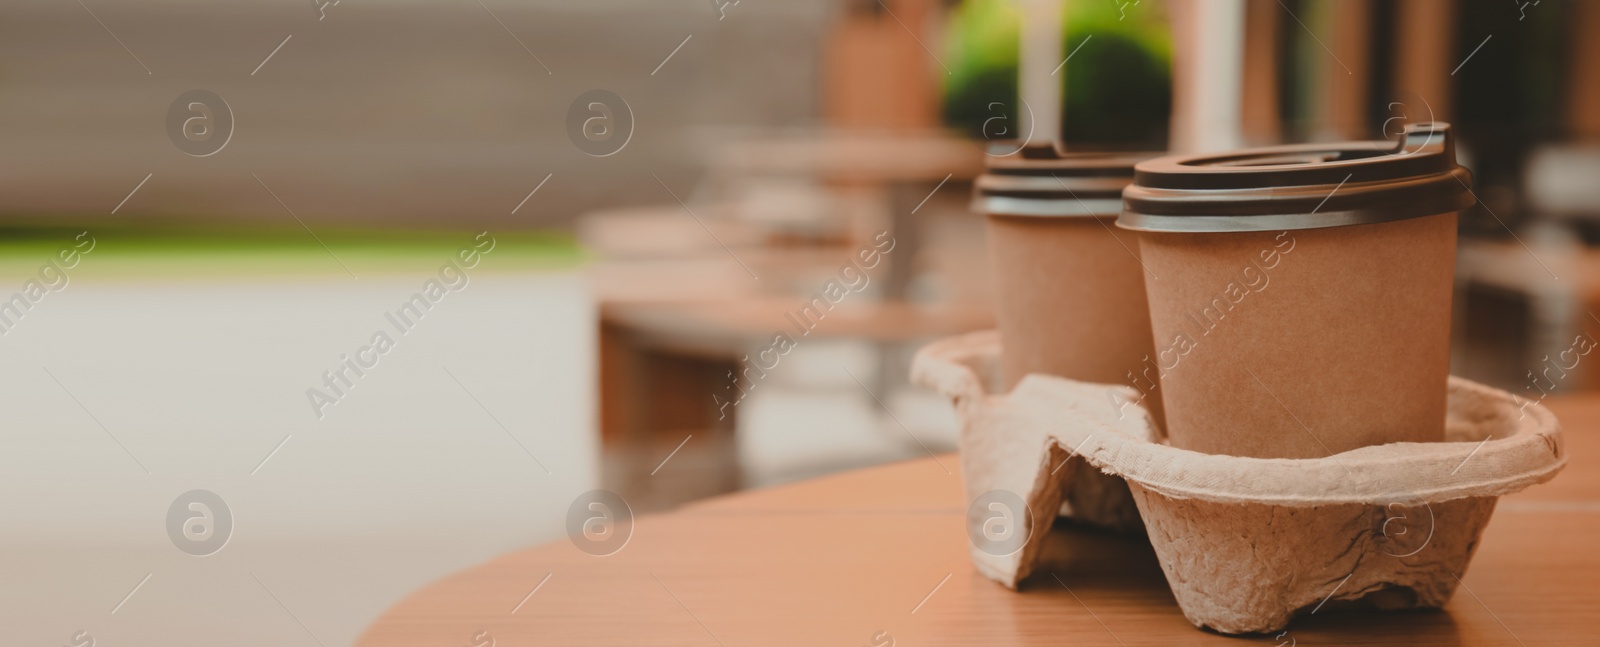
[911,330,1567,634]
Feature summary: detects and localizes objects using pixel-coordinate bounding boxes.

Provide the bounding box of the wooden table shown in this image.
[357,395,1600,646]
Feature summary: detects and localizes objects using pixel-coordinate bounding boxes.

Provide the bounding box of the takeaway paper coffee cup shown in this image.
[1118,123,1475,459]
[977,145,1164,428]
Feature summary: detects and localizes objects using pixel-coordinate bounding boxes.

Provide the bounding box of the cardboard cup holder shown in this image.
[912,330,1567,634]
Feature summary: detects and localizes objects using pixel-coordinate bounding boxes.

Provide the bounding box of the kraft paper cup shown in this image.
[1117,123,1476,459]
[977,146,1165,428]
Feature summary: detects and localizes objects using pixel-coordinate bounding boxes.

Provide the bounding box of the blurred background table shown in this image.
[582,132,994,512]
[355,395,1600,646]
[595,258,994,512]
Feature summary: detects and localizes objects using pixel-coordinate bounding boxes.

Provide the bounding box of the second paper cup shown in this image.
[977,146,1163,428]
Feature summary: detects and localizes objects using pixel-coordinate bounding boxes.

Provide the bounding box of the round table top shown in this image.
[358,396,1600,646]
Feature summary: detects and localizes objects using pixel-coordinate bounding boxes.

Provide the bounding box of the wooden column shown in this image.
[1568,0,1600,140]
[823,0,942,131]
[1310,0,1372,141]
[1240,0,1283,146]
[1394,0,1456,124]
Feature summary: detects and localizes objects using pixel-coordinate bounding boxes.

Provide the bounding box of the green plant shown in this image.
[943,0,1173,149]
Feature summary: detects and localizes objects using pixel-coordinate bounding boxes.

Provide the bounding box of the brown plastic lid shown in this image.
[975,144,1159,218]
[1117,122,1475,233]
